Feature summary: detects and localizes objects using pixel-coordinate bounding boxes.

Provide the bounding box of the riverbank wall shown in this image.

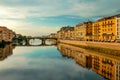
[59,40,120,50]
[59,40,120,55]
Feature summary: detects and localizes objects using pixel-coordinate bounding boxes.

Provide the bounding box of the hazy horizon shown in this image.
[0,0,120,36]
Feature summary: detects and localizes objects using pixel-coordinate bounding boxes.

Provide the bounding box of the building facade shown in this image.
[92,21,101,41]
[116,15,120,42]
[51,13,120,42]
[99,16,116,42]
[49,33,57,38]
[74,23,86,40]
[64,27,74,40]
[56,26,73,40]
[0,26,14,42]
[85,21,93,41]
[92,14,120,42]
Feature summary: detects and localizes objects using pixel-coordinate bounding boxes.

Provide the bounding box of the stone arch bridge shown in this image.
[25,37,58,46]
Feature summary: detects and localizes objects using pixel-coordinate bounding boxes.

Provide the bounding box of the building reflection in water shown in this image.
[0,44,14,61]
[57,43,120,80]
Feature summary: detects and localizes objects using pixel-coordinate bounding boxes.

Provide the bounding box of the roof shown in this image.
[97,13,120,21]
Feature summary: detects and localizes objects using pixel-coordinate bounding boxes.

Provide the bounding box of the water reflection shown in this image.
[0,43,119,80]
[14,40,57,46]
[57,43,120,80]
[0,44,14,61]
[0,44,106,80]
[29,39,42,45]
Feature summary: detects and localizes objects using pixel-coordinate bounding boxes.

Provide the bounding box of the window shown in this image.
[111,21,112,24]
[111,21,113,27]
[102,23,104,26]
[117,32,119,35]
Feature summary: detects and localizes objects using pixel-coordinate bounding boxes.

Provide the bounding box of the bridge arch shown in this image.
[25,37,58,46]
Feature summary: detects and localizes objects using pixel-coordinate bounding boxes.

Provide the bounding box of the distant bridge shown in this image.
[24,37,58,46]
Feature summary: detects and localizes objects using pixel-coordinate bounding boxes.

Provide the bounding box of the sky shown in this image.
[0,0,120,36]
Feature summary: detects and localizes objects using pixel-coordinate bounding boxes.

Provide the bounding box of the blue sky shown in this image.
[0,0,120,36]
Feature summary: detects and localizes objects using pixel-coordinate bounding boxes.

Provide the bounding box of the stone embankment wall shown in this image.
[59,40,120,51]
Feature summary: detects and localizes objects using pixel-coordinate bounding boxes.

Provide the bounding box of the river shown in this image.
[0,41,119,80]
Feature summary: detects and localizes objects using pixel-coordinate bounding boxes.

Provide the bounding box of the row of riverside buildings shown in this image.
[49,14,120,42]
[0,26,15,43]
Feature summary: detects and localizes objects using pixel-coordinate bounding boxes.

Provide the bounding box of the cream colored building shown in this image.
[64,27,74,40]
[74,23,87,41]
[57,26,73,39]
[74,21,92,41]
[49,33,57,38]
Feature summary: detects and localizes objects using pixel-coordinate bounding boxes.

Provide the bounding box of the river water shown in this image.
[0,42,119,80]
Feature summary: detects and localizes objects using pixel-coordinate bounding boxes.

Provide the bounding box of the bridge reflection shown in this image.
[57,43,120,80]
[16,44,57,46]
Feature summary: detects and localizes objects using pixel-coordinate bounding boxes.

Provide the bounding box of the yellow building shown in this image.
[92,22,100,41]
[99,16,116,42]
[92,14,120,42]
[52,13,120,42]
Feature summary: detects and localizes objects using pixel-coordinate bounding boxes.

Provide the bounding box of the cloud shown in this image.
[0,0,120,36]
[0,19,21,29]
[0,6,27,19]
[0,0,120,18]
[13,25,60,36]
[0,0,120,17]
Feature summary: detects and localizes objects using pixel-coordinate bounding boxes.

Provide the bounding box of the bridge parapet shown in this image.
[24,37,58,46]
[26,37,57,40]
